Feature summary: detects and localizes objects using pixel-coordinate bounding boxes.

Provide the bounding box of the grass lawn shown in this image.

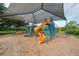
[0,31,16,35]
[0,31,25,35]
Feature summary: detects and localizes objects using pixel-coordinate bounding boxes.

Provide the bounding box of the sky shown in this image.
[64,3,79,24]
[4,3,79,27]
[54,20,66,27]
[4,3,10,8]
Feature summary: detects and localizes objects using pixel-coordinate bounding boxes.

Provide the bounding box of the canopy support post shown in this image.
[32,13,36,24]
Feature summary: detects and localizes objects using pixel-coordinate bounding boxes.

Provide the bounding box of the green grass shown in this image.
[0,31,26,35]
[0,31,15,35]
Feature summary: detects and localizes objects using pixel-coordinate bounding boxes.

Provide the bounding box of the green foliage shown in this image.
[0,3,7,15]
[64,21,79,35]
[0,26,26,35]
[0,18,25,31]
[0,31,16,35]
[55,28,59,33]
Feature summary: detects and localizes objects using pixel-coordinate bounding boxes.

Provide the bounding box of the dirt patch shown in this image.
[0,34,79,56]
[0,42,8,55]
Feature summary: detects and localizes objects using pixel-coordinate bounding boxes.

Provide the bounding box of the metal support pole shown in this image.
[32,13,36,24]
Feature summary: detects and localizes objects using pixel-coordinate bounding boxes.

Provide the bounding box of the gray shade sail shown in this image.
[34,9,64,23]
[4,3,41,15]
[3,14,34,23]
[0,3,66,24]
[2,9,64,24]
[22,14,34,23]
[43,3,65,19]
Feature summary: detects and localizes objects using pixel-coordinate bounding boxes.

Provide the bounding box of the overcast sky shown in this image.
[4,3,10,8]
[64,3,79,24]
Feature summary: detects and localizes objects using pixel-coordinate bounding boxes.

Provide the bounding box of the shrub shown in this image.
[64,21,79,35]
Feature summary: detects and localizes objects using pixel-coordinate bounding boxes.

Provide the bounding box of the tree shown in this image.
[0,3,7,15]
[0,17,25,31]
[65,21,77,29]
[0,3,7,30]
[64,21,79,35]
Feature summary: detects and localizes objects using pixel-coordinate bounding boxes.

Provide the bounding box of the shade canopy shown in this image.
[0,3,66,24]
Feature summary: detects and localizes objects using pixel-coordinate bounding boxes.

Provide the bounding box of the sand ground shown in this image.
[0,34,79,56]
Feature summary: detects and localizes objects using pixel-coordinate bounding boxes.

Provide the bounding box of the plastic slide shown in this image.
[34,17,54,44]
[34,23,46,44]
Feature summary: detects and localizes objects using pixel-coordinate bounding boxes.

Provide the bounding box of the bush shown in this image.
[73,29,79,35]
[64,21,79,35]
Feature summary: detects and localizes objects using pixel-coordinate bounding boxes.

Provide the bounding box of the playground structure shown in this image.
[25,16,55,44]
[0,3,66,44]
[1,3,79,56]
[25,23,35,37]
[0,3,66,39]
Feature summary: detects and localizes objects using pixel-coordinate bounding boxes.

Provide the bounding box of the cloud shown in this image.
[64,3,79,24]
